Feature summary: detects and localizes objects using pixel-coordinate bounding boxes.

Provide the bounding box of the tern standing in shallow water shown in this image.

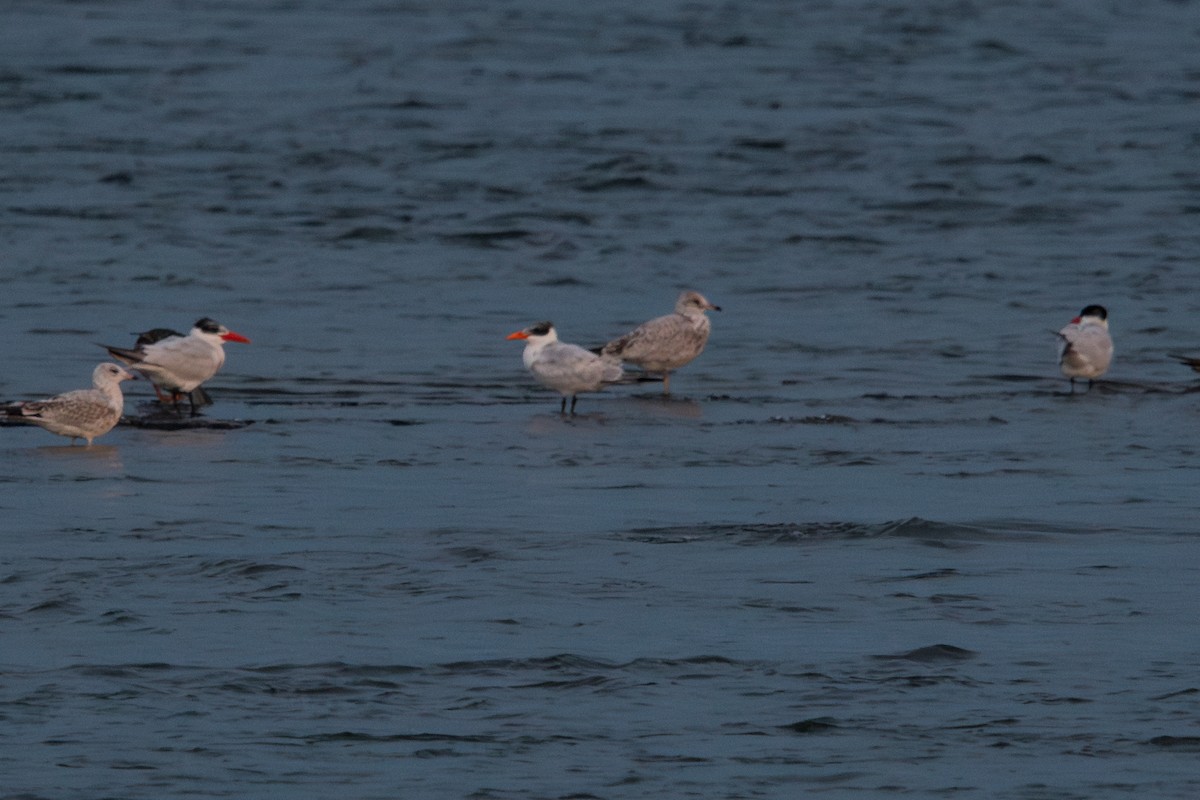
[4,363,134,445]
[1057,304,1112,393]
[102,317,250,414]
[601,290,720,394]
[507,321,624,414]
[124,327,214,409]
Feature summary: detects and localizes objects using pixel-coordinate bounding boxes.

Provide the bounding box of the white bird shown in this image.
[4,363,134,445]
[507,321,624,414]
[600,290,720,394]
[102,318,250,413]
[1056,304,1112,392]
[126,327,212,408]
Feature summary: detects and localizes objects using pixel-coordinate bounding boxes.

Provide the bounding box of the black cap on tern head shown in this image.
[195,318,222,333]
[1078,305,1107,320]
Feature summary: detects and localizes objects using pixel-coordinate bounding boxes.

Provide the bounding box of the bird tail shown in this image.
[611,371,662,386]
[188,386,214,408]
[99,342,144,364]
[3,401,43,419]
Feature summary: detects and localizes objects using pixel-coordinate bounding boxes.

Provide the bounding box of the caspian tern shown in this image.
[600,290,720,394]
[1056,304,1112,392]
[127,327,212,408]
[102,318,250,414]
[507,321,624,414]
[3,363,134,445]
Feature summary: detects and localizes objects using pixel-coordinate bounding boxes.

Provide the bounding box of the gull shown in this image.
[1056,304,1112,393]
[4,363,134,445]
[507,321,624,414]
[600,290,720,394]
[102,317,250,414]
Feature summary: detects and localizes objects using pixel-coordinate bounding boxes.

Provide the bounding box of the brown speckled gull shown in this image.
[601,290,720,394]
[5,362,135,445]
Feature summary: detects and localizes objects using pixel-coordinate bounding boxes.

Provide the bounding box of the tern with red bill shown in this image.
[1056,304,1112,393]
[102,317,250,414]
[599,290,720,394]
[4,363,134,445]
[507,321,624,414]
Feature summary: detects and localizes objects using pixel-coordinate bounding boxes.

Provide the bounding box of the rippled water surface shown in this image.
[3,1,1200,798]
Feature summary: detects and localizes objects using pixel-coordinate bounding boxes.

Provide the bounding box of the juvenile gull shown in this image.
[1056,304,1112,393]
[4,362,134,445]
[507,321,623,414]
[600,290,720,394]
[102,317,250,414]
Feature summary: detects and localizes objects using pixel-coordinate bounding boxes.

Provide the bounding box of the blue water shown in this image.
[3,1,1200,797]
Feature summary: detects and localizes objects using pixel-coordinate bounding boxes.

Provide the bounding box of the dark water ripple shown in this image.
[3,514,1200,798]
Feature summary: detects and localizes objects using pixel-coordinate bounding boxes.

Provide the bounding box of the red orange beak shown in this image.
[506,330,529,341]
[222,331,251,344]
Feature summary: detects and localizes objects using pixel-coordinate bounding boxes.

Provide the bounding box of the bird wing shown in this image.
[135,336,224,390]
[1058,325,1112,369]
[1055,328,1074,361]
[533,343,622,387]
[603,314,675,359]
[18,389,117,426]
[604,313,707,368]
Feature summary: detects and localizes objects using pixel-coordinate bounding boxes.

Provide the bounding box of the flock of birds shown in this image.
[504,295,1120,416]
[507,290,721,413]
[3,295,1198,446]
[1,318,250,445]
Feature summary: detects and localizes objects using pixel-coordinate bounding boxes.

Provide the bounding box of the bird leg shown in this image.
[165,391,188,415]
